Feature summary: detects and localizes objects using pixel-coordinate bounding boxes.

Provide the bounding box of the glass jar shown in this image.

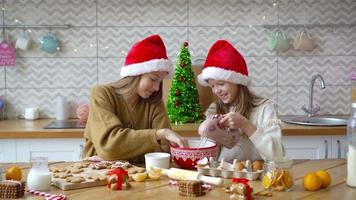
[27,156,51,191]
[352,73,356,103]
[347,103,356,187]
[262,157,294,191]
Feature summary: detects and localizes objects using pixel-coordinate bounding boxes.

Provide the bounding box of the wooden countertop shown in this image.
[1,159,352,200]
[0,118,347,139]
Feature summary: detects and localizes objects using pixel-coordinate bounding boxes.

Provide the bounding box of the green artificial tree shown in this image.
[167,42,204,124]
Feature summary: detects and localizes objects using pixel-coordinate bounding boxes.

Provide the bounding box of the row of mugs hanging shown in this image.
[268,29,316,52]
[8,30,61,54]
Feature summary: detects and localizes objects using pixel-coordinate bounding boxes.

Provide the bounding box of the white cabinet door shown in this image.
[0,139,16,163]
[331,136,348,159]
[16,139,84,162]
[282,136,332,159]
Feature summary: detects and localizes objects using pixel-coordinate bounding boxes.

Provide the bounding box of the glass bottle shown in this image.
[352,73,356,103]
[27,156,51,191]
[347,103,356,187]
[262,157,294,191]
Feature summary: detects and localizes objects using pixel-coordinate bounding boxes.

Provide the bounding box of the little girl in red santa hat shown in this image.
[198,40,285,163]
[82,35,188,161]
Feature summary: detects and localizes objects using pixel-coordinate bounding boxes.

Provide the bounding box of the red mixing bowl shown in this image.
[170,140,217,169]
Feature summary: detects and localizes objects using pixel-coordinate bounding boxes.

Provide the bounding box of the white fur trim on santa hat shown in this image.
[120,59,173,78]
[197,67,251,87]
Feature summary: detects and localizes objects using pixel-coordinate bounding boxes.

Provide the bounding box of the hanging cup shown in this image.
[40,32,60,54]
[15,31,32,50]
[268,31,290,52]
[293,30,316,51]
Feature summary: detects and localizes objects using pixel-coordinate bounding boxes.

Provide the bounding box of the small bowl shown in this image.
[170,140,217,169]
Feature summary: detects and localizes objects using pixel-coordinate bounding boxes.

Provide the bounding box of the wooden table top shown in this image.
[0,118,347,139]
[1,159,354,200]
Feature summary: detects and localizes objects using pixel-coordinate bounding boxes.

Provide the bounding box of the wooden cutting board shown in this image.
[51,161,145,191]
[51,162,108,190]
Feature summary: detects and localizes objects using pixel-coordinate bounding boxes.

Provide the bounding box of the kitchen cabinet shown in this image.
[282,135,348,159]
[0,138,84,162]
[0,139,17,162]
[282,136,332,159]
[331,136,347,159]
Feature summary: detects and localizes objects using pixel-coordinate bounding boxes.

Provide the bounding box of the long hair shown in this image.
[216,85,266,118]
[110,76,163,104]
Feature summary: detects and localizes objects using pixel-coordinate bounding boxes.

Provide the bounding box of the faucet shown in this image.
[302,74,326,117]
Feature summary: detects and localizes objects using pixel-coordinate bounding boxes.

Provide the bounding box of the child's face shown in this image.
[207,79,238,104]
[137,71,166,99]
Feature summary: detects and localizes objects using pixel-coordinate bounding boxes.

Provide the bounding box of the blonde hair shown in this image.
[110,76,163,104]
[216,85,266,118]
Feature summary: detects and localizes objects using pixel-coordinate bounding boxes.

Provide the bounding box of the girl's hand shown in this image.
[218,112,246,130]
[219,112,257,137]
[157,129,188,147]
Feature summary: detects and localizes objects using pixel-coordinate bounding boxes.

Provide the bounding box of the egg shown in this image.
[235,162,245,171]
[252,160,264,172]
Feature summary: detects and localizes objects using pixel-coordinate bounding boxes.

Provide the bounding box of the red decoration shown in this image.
[107,169,130,190]
[175,90,181,96]
[183,42,188,47]
[178,76,184,82]
[175,100,180,106]
[180,62,186,68]
[231,178,253,200]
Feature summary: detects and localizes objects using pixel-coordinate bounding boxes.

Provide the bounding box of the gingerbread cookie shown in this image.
[49,167,65,173]
[87,174,107,182]
[53,173,73,179]
[66,176,85,183]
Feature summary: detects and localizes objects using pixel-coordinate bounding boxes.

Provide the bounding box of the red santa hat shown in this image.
[197,40,251,87]
[120,34,173,78]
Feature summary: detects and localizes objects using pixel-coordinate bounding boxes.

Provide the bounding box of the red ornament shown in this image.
[178,76,184,82]
[180,62,186,68]
[175,90,181,96]
[175,100,180,106]
[183,42,188,47]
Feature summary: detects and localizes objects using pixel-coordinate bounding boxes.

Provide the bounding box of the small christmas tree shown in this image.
[167,42,204,123]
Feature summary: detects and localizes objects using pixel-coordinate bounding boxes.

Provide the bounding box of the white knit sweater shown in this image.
[205,99,285,163]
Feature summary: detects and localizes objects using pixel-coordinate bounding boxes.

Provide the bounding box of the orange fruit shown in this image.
[315,170,331,188]
[262,174,272,189]
[5,166,22,181]
[303,172,322,191]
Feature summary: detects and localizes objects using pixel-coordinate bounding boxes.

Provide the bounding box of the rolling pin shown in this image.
[162,168,224,186]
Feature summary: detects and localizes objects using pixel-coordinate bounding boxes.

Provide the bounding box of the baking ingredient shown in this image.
[315,170,331,188]
[5,166,22,181]
[303,172,322,191]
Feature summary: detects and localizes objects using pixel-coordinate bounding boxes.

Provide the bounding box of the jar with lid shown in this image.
[27,156,51,191]
[262,157,294,191]
[347,103,356,187]
[352,73,356,103]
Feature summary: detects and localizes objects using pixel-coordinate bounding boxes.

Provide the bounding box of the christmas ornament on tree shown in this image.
[167,42,204,123]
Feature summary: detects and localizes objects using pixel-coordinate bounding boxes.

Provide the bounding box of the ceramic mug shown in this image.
[24,107,39,120]
[293,31,315,51]
[268,31,290,52]
[145,152,170,170]
[15,32,32,50]
[40,32,60,54]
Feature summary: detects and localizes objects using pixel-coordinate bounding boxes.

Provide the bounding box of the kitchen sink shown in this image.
[280,116,348,126]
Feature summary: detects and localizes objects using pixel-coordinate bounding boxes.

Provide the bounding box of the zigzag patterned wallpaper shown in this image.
[0,0,355,119]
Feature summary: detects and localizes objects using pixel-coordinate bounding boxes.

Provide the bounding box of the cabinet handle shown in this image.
[79,144,84,160]
[337,140,341,159]
[324,140,328,159]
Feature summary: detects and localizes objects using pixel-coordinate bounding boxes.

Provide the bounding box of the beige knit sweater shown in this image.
[205,100,285,162]
[82,85,170,161]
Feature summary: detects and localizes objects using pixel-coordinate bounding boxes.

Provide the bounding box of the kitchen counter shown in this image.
[1,159,352,200]
[0,119,346,139]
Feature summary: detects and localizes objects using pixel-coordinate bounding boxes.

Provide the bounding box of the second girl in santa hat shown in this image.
[198,40,285,162]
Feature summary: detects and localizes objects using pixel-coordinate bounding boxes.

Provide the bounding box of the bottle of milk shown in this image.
[27,156,52,191]
[347,103,356,187]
